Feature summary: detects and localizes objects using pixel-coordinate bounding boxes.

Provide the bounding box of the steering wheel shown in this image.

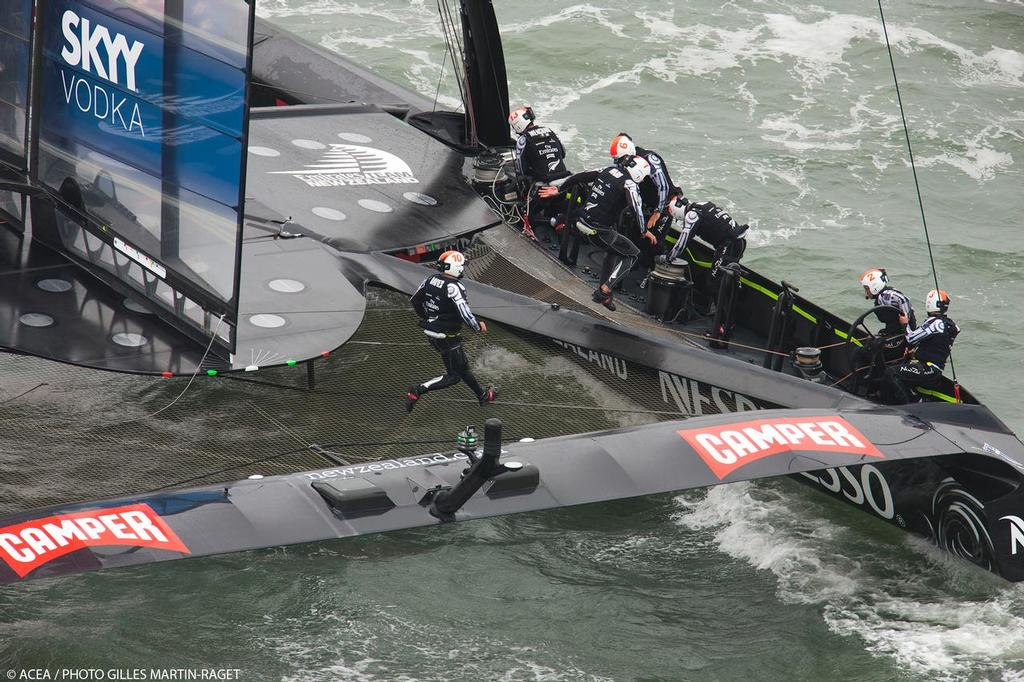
[843,305,902,395]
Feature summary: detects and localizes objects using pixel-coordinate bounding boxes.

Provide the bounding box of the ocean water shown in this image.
[3,1,1024,680]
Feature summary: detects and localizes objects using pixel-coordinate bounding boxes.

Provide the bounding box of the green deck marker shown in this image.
[206,369,218,376]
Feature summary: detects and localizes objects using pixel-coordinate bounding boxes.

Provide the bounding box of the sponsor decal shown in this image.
[551,339,628,380]
[59,8,146,135]
[0,503,189,578]
[1001,515,1024,556]
[677,415,883,480]
[659,370,759,415]
[271,143,419,187]
[304,452,469,480]
[800,464,895,520]
[114,237,167,278]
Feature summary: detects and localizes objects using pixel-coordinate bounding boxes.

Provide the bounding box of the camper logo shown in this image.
[271,144,419,187]
[0,504,189,578]
[58,7,147,135]
[677,415,884,480]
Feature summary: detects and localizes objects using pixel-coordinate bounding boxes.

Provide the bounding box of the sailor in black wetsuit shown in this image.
[406,251,498,412]
[859,268,916,361]
[662,195,748,276]
[888,289,960,404]
[609,133,677,230]
[553,155,655,311]
[509,105,571,239]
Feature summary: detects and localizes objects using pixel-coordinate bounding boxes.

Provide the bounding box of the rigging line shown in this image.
[0,382,47,405]
[247,399,311,449]
[876,0,957,384]
[117,315,225,425]
[433,30,448,112]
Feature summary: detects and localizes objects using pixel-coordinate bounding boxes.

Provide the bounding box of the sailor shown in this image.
[406,251,499,412]
[509,106,571,239]
[858,268,916,360]
[661,195,748,276]
[888,289,960,404]
[550,155,655,311]
[609,133,677,230]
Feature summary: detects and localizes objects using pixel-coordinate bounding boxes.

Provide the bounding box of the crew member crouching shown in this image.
[406,251,498,412]
[661,195,748,277]
[888,289,959,404]
[859,268,916,362]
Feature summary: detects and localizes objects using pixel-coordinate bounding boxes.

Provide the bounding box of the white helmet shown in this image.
[508,106,535,135]
[610,133,636,159]
[925,289,950,315]
[667,194,689,220]
[621,155,651,184]
[438,250,466,278]
[859,268,888,298]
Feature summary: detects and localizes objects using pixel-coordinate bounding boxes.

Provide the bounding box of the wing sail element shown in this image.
[2,404,1020,584]
[28,0,256,351]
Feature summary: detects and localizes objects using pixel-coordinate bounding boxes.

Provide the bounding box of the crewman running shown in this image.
[406,251,498,412]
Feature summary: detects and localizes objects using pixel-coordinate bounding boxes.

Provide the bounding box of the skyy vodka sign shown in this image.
[58,7,146,134]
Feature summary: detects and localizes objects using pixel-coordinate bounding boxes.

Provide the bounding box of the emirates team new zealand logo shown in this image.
[271,144,419,187]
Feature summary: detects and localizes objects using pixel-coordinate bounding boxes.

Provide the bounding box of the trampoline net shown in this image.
[0,285,697,516]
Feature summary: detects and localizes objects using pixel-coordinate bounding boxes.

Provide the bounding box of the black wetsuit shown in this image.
[561,164,647,289]
[664,200,747,272]
[634,146,676,268]
[514,125,570,228]
[872,286,916,360]
[635,146,675,217]
[410,273,486,399]
[889,314,960,403]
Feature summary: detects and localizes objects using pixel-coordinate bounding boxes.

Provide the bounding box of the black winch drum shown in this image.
[646,259,692,321]
[473,151,519,202]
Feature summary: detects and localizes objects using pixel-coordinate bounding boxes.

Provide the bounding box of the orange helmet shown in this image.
[610,133,636,159]
[925,289,950,314]
[859,268,888,297]
[438,250,466,278]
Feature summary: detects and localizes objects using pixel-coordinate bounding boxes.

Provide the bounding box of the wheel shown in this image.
[843,305,900,395]
[932,478,995,571]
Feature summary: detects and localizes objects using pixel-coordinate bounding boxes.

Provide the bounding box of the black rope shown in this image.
[876,0,958,386]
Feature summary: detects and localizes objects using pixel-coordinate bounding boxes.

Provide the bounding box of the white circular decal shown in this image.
[337,132,372,143]
[249,146,280,157]
[36,278,73,293]
[312,206,347,221]
[112,332,148,347]
[249,314,287,328]
[292,139,326,150]
[19,313,55,327]
[403,192,438,206]
[358,199,393,213]
[268,279,306,293]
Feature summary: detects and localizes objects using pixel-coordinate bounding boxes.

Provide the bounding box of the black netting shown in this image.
[0,287,678,515]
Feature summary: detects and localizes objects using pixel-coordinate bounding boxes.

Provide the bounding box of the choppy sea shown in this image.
[3,1,1024,680]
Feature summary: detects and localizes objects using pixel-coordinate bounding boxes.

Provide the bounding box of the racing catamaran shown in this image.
[0,0,1022,584]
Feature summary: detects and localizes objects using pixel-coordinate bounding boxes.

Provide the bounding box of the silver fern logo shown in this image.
[271,144,418,187]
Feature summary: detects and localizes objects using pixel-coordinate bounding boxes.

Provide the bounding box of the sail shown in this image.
[28,0,256,351]
[461,0,511,148]
[0,0,34,224]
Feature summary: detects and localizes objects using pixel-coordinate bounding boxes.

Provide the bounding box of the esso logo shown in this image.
[800,464,895,520]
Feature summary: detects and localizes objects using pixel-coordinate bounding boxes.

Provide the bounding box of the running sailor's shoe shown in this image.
[405,385,421,413]
[592,289,616,312]
[479,386,499,406]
